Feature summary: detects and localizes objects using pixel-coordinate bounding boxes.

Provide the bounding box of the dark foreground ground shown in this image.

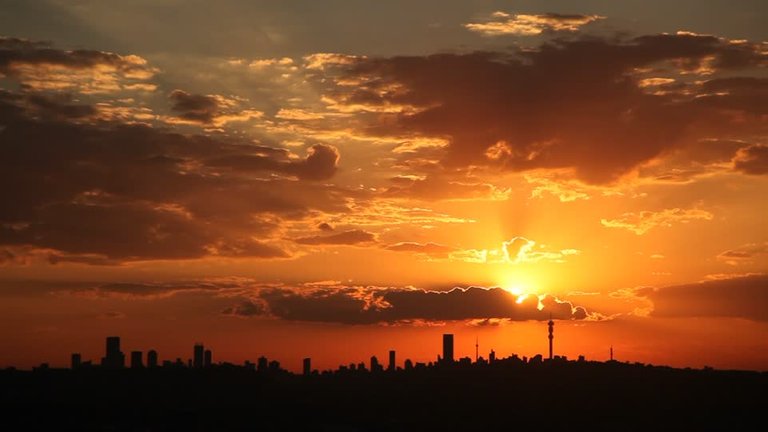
[1,360,766,431]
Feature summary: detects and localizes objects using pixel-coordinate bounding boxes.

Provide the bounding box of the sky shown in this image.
[0,0,767,372]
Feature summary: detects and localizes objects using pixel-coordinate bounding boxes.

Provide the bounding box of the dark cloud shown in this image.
[295,229,376,245]
[385,242,455,256]
[733,145,768,175]
[251,285,589,324]
[0,36,152,76]
[169,90,220,123]
[635,274,768,321]
[0,87,351,263]
[329,33,767,183]
[317,222,334,232]
[221,300,266,317]
[718,243,768,262]
[0,91,97,121]
[87,281,244,299]
[204,143,340,180]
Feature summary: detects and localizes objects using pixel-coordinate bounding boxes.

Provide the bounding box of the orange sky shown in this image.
[0,1,766,372]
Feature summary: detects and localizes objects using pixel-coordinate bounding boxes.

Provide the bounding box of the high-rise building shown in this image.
[548,318,554,360]
[193,343,204,368]
[101,336,125,369]
[442,334,454,364]
[303,357,311,376]
[388,350,396,371]
[204,349,212,368]
[147,350,158,368]
[130,351,143,368]
[370,355,381,372]
[71,353,82,369]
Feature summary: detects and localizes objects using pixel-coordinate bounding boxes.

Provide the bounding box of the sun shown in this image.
[501,284,532,304]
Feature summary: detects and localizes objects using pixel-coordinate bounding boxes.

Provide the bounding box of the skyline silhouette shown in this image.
[3,330,766,431]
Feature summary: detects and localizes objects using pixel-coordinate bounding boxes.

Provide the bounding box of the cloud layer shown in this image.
[228,285,589,324]
[634,275,768,321]
[465,12,604,36]
[323,32,767,184]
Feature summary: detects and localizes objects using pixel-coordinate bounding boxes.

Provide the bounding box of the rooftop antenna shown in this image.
[475,336,479,363]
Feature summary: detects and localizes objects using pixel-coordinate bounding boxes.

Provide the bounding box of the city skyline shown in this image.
[0,1,767,373]
[54,326,616,374]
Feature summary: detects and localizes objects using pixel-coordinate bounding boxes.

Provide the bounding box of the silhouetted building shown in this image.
[130,351,143,368]
[193,343,204,368]
[257,356,268,372]
[71,353,81,369]
[147,350,158,368]
[443,334,454,364]
[101,336,125,369]
[370,356,382,372]
[388,350,396,371]
[404,359,414,370]
[548,319,554,360]
[489,349,496,363]
[204,349,212,367]
[268,360,280,371]
[303,358,311,376]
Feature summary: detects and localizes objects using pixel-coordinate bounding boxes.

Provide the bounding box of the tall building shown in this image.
[388,350,396,371]
[147,350,158,368]
[370,355,381,372]
[71,353,82,369]
[193,343,204,368]
[101,336,125,369]
[204,349,212,368]
[303,357,311,376]
[130,351,143,368]
[442,334,454,364]
[548,318,554,360]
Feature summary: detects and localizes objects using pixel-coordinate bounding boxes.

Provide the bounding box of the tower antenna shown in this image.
[547,314,554,360]
[475,336,479,363]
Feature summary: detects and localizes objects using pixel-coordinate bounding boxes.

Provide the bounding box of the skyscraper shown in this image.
[101,336,125,369]
[193,343,204,368]
[204,349,212,368]
[130,351,143,368]
[303,357,311,376]
[388,350,396,371]
[548,318,554,360]
[370,355,381,372]
[443,334,454,364]
[147,350,158,368]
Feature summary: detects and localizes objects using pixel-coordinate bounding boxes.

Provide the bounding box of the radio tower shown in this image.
[548,315,554,360]
[475,336,479,362]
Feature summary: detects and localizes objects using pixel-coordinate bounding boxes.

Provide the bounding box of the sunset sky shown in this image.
[1,0,767,372]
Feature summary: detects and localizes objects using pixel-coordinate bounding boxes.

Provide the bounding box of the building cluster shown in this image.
[65,320,577,374]
[71,337,216,370]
